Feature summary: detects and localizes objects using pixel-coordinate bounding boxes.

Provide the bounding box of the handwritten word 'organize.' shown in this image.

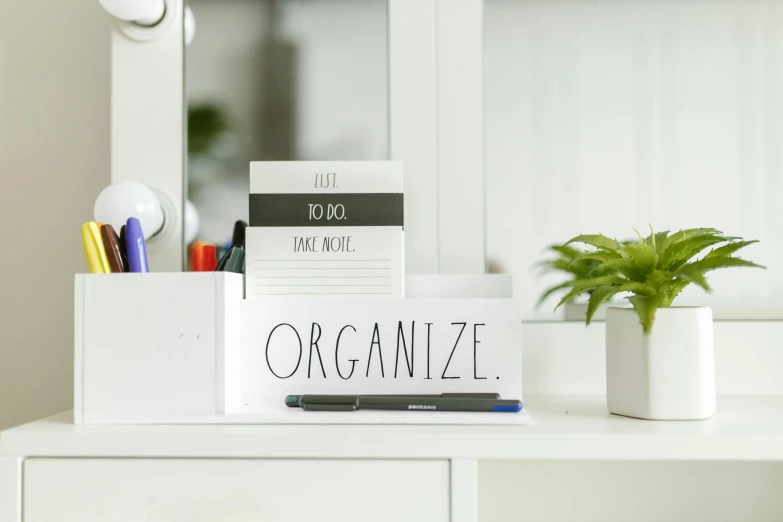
[264,321,489,381]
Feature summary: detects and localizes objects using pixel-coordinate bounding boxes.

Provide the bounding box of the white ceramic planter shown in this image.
[605,307,716,420]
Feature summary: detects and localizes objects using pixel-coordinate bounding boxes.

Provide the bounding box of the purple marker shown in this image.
[125,217,149,273]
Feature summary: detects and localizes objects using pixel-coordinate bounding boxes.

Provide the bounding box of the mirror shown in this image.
[484,0,783,321]
[186,0,389,247]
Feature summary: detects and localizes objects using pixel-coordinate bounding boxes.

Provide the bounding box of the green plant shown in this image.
[188,103,228,155]
[554,228,765,334]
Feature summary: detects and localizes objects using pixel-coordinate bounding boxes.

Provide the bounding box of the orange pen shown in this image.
[190,241,204,271]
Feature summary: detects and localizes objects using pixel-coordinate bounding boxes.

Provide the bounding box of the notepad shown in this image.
[246,161,404,298]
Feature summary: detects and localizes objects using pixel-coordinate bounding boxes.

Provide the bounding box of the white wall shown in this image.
[0,0,110,429]
[484,0,783,319]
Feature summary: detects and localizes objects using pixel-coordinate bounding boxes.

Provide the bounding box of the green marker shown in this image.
[224,246,245,274]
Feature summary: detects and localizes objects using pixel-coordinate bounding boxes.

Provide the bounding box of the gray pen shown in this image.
[285,393,500,408]
[291,394,522,413]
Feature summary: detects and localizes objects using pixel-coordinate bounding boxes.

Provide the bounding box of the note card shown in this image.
[246,161,404,299]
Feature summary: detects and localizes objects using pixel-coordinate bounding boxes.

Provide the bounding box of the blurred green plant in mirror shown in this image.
[188,103,229,156]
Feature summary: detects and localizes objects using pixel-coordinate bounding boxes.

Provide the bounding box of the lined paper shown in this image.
[246,162,404,299]
[252,258,394,296]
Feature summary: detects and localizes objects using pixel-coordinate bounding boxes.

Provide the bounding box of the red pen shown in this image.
[201,245,217,271]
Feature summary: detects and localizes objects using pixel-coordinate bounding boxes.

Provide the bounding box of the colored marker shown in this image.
[119,224,129,268]
[231,220,247,249]
[285,393,501,408]
[286,393,522,413]
[201,245,217,271]
[215,245,234,271]
[297,394,522,413]
[81,222,110,273]
[125,217,149,273]
[189,241,203,272]
[100,224,125,273]
[223,246,245,274]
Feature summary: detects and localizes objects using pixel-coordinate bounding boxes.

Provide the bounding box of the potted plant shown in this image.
[557,228,764,420]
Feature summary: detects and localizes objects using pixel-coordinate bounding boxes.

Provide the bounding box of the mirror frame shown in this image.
[108,0,486,274]
[108,0,185,271]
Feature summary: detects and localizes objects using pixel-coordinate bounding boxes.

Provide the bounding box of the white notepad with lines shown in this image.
[246,161,404,298]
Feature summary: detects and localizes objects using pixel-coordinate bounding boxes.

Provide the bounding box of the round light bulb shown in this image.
[94,181,164,240]
[98,0,166,25]
[184,199,200,245]
[184,5,196,46]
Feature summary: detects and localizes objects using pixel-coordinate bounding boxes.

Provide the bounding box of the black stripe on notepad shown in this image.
[249,193,404,227]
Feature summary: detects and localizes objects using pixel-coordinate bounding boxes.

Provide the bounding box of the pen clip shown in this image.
[301,403,356,412]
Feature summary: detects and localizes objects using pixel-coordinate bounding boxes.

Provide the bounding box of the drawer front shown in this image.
[24,458,449,522]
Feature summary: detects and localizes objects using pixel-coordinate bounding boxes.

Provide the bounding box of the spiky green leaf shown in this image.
[584,286,619,325]
[687,256,766,273]
[616,282,657,296]
[705,240,759,259]
[588,257,647,282]
[554,275,628,311]
[535,258,578,275]
[654,230,670,254]
[547,244,582,259]
[564,234,621,253]
[675,265,711,291]
[659,280,690,308]
[569,251,622,266]
[624,242,658,271]
[628,294,664,334]
[645,225,657,251]
[584,282,656,325]
[536,280,575,308]
[660,228,721,254]
[661,235,731,269]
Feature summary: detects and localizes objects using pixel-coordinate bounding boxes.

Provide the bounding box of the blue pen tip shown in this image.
[492,403,523,413]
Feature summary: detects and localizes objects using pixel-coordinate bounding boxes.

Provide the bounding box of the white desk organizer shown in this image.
[74,274,525,425]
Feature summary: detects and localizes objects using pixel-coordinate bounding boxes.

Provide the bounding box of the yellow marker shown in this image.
[81,222,111,273]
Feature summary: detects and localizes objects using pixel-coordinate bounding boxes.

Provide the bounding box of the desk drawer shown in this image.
[24,458,449,522]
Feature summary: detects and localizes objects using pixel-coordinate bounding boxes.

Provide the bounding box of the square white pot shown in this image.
[605,306,716,420]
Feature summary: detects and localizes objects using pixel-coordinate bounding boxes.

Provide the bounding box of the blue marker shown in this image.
[125,217,149,273]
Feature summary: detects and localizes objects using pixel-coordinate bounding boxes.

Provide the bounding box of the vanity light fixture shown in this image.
[97,0,195,44]
[98,0,167,27]
[94,181,200,245]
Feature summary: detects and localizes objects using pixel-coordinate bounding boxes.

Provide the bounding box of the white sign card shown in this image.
[235,298,524,424]
[246,161,405,299]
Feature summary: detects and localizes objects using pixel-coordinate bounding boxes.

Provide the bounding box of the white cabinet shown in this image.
[23,458,450,522]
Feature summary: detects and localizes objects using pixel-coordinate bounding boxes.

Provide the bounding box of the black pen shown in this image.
[231,220,247,249]
[285,394,522,413]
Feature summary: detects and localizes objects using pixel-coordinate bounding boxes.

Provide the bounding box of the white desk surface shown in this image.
[2,396,782,461]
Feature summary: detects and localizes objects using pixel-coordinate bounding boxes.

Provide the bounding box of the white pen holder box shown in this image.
[74,273,244,423]
[74,274,525,425]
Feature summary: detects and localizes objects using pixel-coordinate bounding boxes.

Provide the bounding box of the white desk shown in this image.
[3,396,782,522]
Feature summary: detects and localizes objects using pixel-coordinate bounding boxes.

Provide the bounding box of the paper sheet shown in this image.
[246,162,404,299]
